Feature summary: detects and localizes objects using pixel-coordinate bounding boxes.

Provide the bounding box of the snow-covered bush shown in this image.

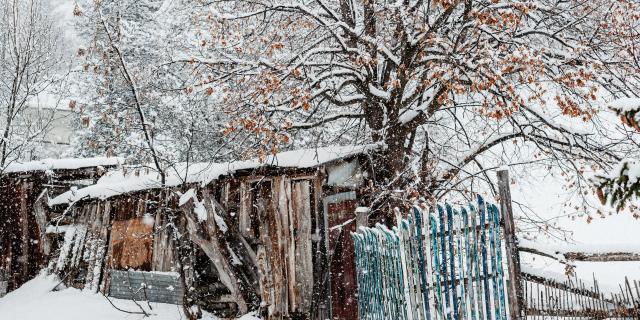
[610,98,640,131]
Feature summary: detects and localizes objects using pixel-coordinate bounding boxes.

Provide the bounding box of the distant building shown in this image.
[21,107,74,160]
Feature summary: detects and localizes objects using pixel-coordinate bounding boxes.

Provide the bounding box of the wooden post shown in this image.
[355,206,369,229]
[497,169,524,319]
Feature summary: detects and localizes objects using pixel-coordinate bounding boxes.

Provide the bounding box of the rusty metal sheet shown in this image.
[327,199,359,320]
[108,269,183,304]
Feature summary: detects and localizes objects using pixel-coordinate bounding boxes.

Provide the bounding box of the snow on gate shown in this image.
[352,196,512,320]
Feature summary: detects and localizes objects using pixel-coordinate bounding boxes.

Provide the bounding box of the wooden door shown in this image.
[327,199,358,320]
[109,218,154,270]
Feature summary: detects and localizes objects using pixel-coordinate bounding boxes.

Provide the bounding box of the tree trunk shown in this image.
[366,125,413,222]
[383,130,410,183]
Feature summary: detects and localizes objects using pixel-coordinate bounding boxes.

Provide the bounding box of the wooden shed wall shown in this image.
[230,172,324,319]
[48,163,365,319]
[0,178,47,291]
[52,189,181,293]
[0,165,116,293]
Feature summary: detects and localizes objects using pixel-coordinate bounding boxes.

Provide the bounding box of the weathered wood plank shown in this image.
[151,205,176,272]
[286,178,298,312]
[291,180,313,314]
[270,176,288,317]
[238,181,254,239]
[33,189,50,255]
[497,170,523,320]
[20,181,29,280]
[327,198,359,320]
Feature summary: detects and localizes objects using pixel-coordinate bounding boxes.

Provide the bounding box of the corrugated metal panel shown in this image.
[108,270,183,305]
[0,280,7,297]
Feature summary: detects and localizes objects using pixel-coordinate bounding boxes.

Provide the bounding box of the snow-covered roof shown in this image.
[49,145,375,206]
[4,157,123,174]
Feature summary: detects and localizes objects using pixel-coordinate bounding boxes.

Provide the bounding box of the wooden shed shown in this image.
[47,146,376,319]
[0,157,122,295]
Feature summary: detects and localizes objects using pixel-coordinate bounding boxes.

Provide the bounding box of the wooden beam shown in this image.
[521,272,603,299]
[180,189,260,314]
[563,251,640,261]
[519,246,640,262]
[498,169,524,320]
[518,246,567,263]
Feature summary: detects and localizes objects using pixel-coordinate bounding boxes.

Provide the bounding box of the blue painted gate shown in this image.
[352,196,510,320]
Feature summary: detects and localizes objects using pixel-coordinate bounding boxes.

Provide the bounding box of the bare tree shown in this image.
[183,0,640,215]
[0,0,66,170]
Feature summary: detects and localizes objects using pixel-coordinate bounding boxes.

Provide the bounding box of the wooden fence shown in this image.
[352,196,640,320]
[352,195,513,320]
[352,170,640,319]
[522,271,640,319]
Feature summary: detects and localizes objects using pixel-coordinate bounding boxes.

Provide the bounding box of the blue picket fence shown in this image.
[352,196,511,320]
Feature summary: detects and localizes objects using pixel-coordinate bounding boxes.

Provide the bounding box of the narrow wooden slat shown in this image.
[470,204,486,320]
[478,196,492,319]
[454,209,468,320]
[463,208,478,320]
[412,207,430,320]
[445,204,459,320]
[430,212,445,320]
[438,205,452,320]
[487,203,502,319]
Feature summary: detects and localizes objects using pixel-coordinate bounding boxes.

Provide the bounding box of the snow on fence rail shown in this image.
[352,195,511,320]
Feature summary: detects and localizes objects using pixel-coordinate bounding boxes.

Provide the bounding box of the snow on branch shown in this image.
[519,237,640,262]
[291,112,364,129]
[609,98,640,131]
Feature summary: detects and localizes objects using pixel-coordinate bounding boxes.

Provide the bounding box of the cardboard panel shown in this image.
[109,218,153,271]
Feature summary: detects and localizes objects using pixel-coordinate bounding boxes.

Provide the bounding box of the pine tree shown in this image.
[594,98,640,212]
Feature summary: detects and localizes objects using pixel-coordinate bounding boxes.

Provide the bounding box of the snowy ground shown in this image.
[0,274,259,320]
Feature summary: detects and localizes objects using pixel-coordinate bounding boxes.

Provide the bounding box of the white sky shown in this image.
[512,168,640,245]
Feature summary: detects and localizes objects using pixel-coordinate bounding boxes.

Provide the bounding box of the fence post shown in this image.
[497,169,524,319]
